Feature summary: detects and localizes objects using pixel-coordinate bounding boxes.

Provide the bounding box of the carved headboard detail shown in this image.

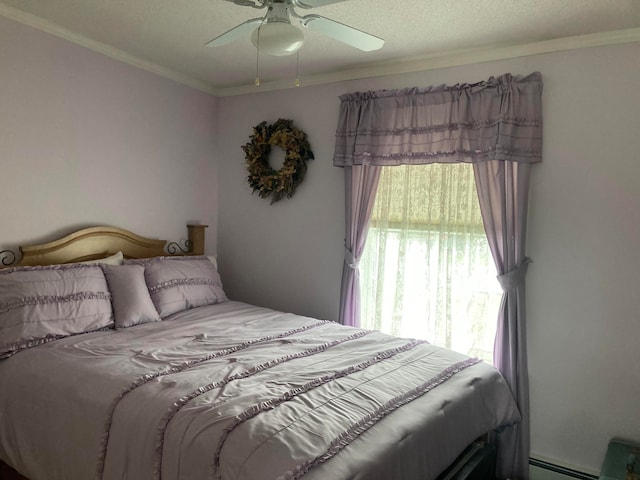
[2,224,207,267]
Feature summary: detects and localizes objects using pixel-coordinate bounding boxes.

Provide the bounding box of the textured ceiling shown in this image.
[1,0,639,95]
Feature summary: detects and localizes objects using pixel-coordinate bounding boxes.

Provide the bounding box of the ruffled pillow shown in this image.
[0,264,113,358]
[126,256,227,318]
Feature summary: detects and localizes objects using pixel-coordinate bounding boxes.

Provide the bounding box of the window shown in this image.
[359,163,501,363]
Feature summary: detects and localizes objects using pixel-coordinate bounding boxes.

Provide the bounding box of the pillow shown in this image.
[126,256,227,318]
[75,251,124,266]
[0,264,113,358]
[101,264,160,328]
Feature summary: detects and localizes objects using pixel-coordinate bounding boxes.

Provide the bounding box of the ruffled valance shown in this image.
[333,72,542,167]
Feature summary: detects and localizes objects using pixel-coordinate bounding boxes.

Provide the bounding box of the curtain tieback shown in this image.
[345,248,359,269]
[497,257,532,291]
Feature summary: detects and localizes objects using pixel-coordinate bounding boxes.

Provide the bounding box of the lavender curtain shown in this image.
[339,165,381,326]
[474,160,533,479]
[333,72,542,480]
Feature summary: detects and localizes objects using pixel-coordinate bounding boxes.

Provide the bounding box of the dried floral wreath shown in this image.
[243,119,314,204]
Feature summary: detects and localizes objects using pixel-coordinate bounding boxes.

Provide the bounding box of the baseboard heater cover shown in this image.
[530,457,599,480]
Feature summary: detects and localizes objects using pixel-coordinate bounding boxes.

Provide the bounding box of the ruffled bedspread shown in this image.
[0,301,520,480]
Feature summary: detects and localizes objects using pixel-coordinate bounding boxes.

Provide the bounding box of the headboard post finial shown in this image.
[187,225,208,255]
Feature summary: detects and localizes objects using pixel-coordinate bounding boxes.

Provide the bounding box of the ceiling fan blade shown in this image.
[300,15,384,51]
[205,17,263,47]
[293,0,350,8]
[228,0,261,6]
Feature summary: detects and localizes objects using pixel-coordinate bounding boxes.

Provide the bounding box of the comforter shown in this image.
[0,301,520,480]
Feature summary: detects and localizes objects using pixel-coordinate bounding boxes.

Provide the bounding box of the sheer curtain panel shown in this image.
[332,72,542,480]
[360,163,502,363]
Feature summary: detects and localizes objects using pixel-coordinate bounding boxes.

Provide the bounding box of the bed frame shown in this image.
[0,224,207,267]
[0,460,28,480]
[0,223,497,480]
[0,223,208,480]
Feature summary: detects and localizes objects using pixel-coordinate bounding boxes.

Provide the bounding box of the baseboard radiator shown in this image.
[530,458,599,480]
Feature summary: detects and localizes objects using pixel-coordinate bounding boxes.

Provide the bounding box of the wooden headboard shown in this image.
[2,224,207,267]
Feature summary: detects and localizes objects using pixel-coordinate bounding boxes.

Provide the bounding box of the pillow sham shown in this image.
[126,256,227,318]
[76,251,124,266]
[0,264,113,358]
[207,255,218,271]
[101,264,160,328]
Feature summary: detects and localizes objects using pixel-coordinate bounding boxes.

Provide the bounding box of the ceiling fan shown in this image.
[206,0,385,56]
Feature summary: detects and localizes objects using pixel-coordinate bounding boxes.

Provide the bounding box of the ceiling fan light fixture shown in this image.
[251,21,304,56]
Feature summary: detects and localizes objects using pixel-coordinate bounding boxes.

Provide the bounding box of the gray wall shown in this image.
[217,43,640,474]
[0,16,219,254]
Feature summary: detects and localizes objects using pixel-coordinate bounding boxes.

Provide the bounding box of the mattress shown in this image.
[0,301,520,480]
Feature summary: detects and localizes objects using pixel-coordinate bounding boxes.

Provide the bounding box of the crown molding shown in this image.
[217,27,640,96]
[0,3,220,96]
[1,2,638,98]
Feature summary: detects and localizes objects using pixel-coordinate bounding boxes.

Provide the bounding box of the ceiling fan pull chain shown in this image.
[295,50,300,87]
[254,9,271,86]
[255,31,261,85]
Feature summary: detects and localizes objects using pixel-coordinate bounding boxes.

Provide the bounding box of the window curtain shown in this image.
[339,164,381,327]
[332,72,542,480]
[473,160,532,479]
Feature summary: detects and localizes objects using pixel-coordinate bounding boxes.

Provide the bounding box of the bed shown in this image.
[0,224,520,480]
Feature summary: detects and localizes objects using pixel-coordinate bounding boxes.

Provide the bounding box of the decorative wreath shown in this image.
[243,119,314,204]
